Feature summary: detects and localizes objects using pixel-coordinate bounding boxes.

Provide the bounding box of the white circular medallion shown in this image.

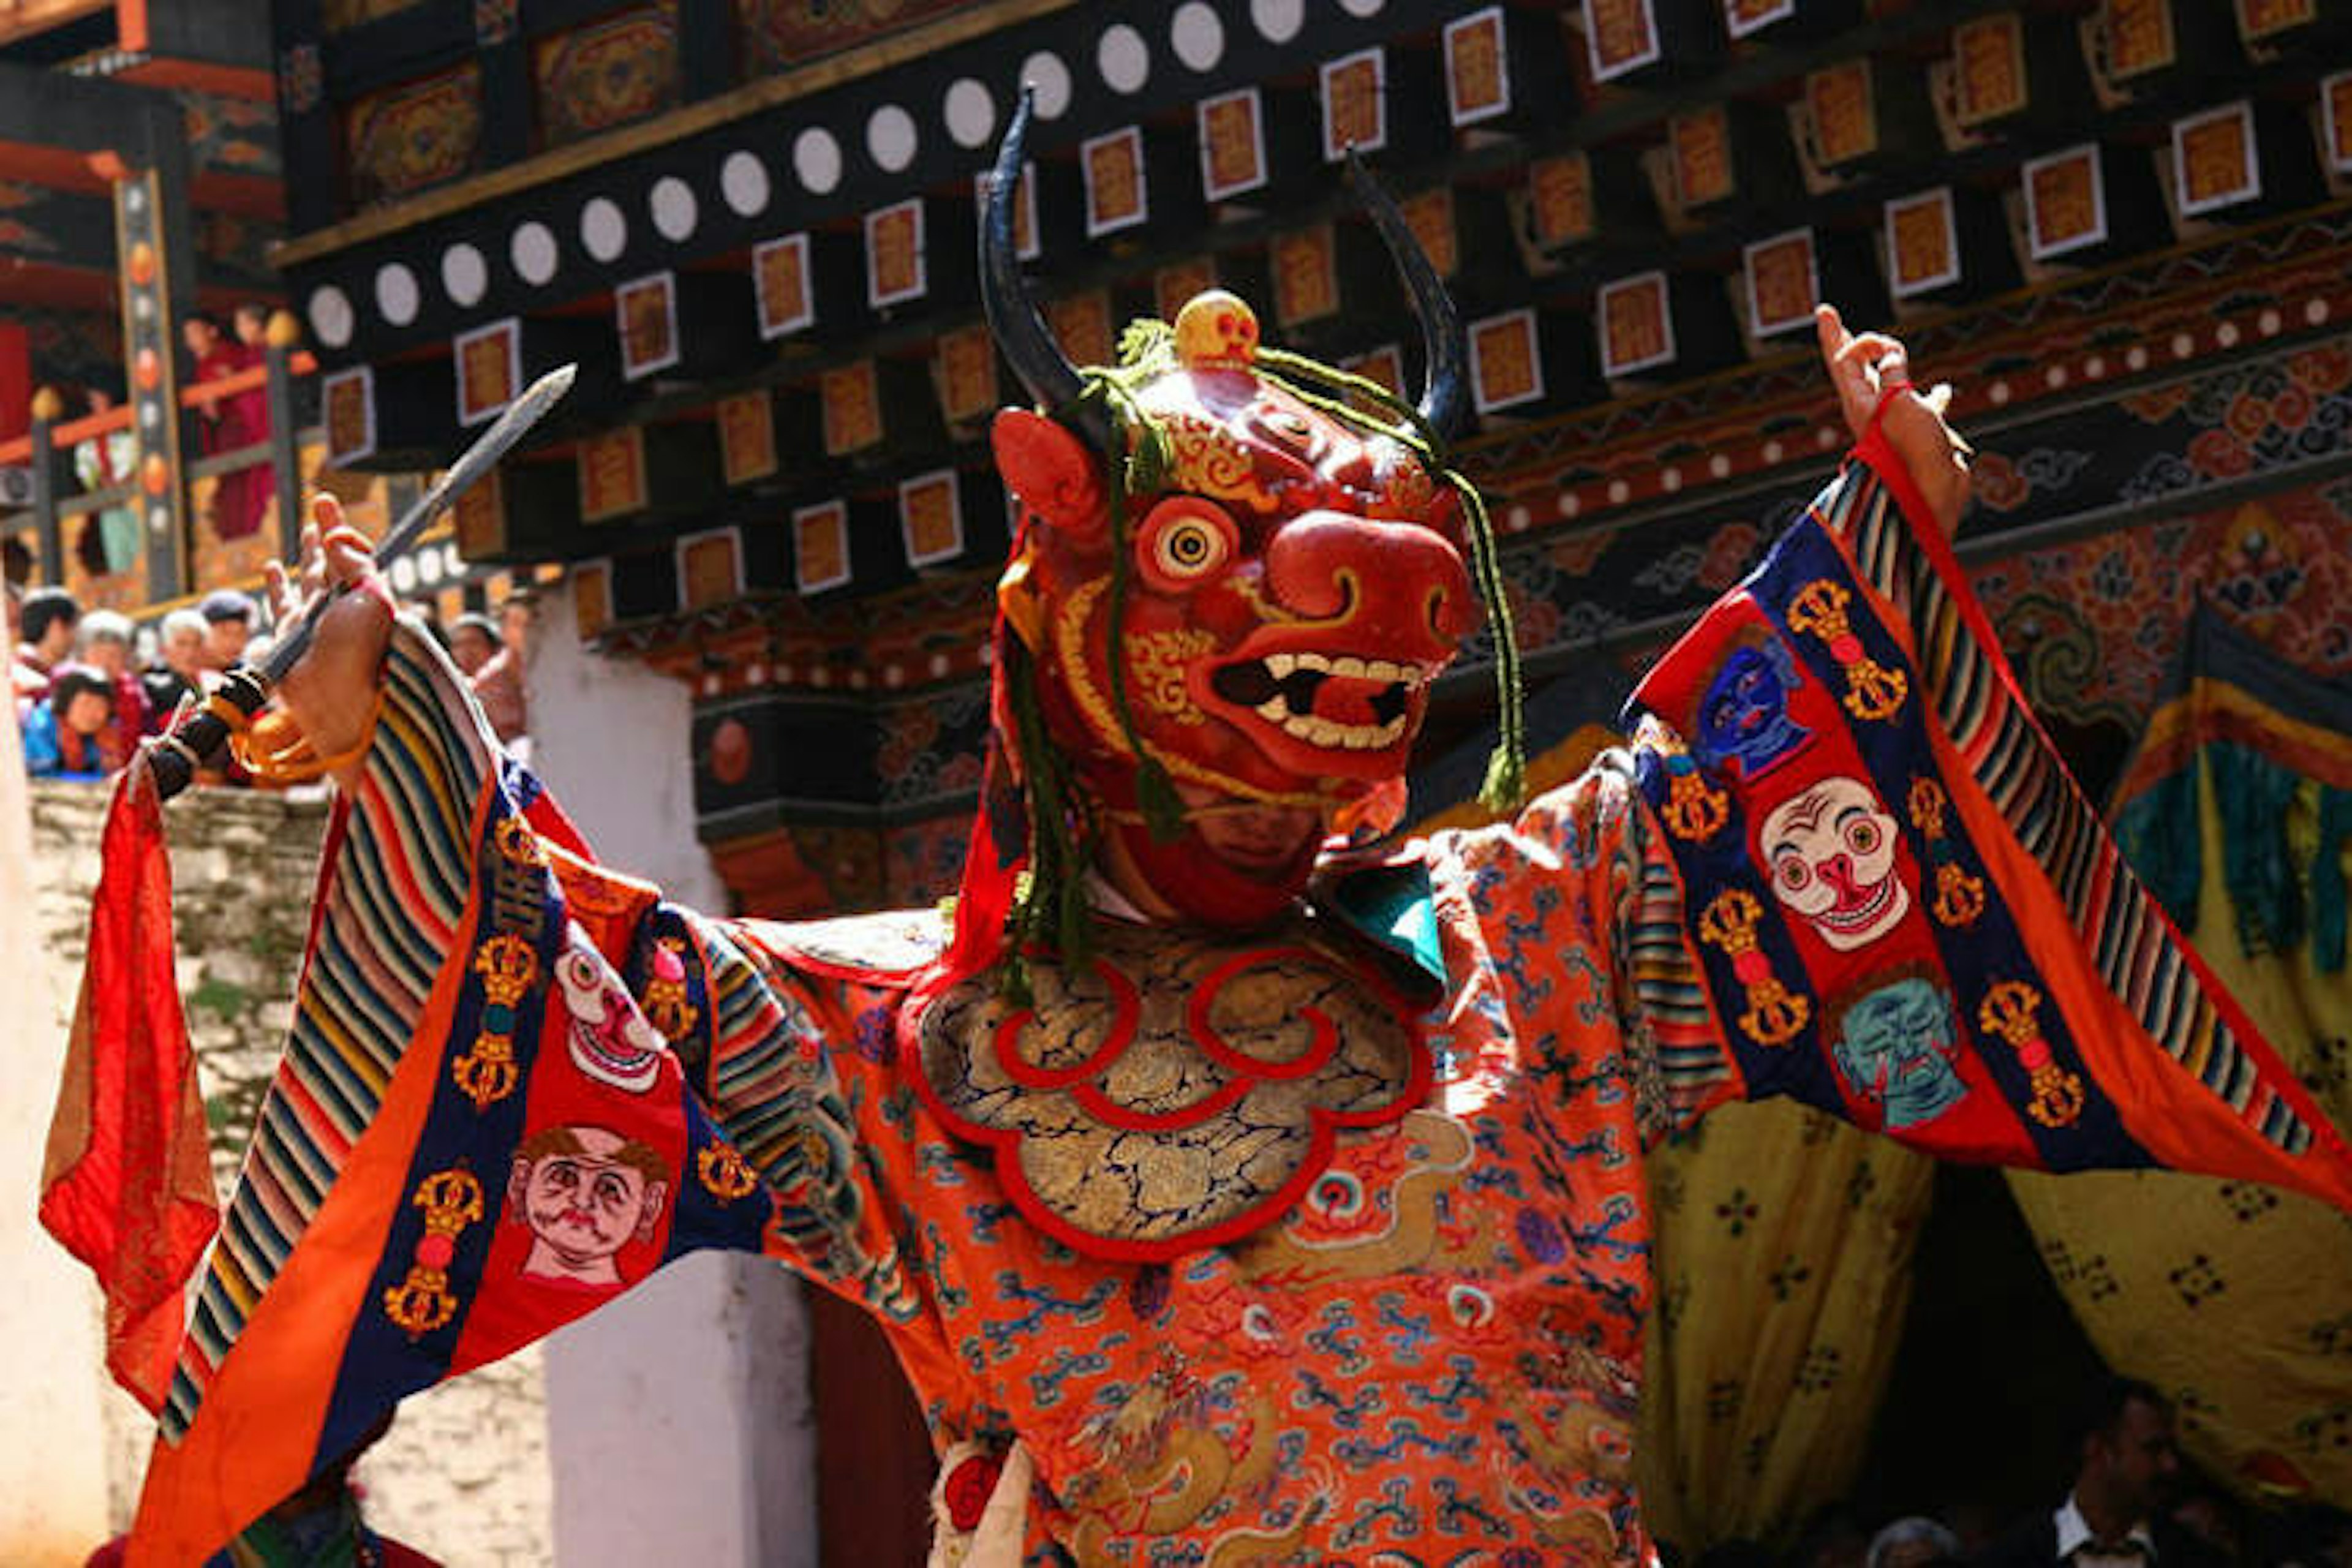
[793,127,843,194]
[1021,51,1072,119]
[148,505,169,534]
[510,221,559,286]
[132,293,154,323]
[307,284,355,347]
[1170,3,1225,70]
[944,78,995,148]
[1098,24,1150,93]
[1250,0,1304,43]
[139,402,160,432]
[374,262,420,326]
[389,556,417,593]
[441,242,488,306]
[1338,0,1383,15]
[721,151,771,217]
[866,104,919,172]
[650,177,698,243]
[417,547,444,586]
[579,197,629,262]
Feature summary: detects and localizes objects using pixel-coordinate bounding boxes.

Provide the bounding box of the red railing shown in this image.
[0,350,316,467]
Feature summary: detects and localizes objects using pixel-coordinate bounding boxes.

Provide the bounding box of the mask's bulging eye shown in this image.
[1158,519,1221,574]
[1137,497,1238,589]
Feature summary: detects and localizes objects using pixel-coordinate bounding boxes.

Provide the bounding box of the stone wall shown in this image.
[21,778,553,1564]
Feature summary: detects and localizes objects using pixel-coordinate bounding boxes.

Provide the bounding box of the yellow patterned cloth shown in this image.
[2008,609,2352,1506]
[1637,1102,1933,1546]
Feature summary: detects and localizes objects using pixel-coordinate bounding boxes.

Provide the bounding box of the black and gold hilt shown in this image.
[148,665,274,800]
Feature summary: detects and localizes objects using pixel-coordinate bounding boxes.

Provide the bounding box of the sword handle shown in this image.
[148,666,271,801]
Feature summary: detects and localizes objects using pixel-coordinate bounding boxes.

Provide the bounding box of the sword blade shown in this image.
[256,361,576,685]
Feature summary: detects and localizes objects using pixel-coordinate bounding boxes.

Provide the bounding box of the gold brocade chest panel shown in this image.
[914,915,1430,1256]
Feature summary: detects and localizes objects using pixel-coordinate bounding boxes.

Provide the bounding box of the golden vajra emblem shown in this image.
[1700,889,1810,1047]
[698,1143,760,1202]
[1787,579,1907,723]
[494,814,548,867]
[452,1035,518,1112]
[382,1168,485,1336]
[475,933,538,1007]
[1664,771,1730,841]
[1977,980,2084,1129]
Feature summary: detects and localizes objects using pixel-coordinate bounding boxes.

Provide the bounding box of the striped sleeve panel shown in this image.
[692,916,881,1291]
[164,627,495,1439]
[1600,748,1743,1133]
[1825,464,2316,1159]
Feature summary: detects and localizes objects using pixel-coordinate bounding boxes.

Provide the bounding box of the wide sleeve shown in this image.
[126,623,899,1563]
[1613,429,2352,1208]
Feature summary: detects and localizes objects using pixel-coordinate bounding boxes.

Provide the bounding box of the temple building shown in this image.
[40,0,2352,1558]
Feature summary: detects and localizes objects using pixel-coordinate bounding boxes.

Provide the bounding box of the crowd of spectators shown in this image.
[9,578,532,782]
[1673,1381,2352,1568]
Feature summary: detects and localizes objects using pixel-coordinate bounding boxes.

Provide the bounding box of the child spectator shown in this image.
[23,663,115,779]
[72,609,149,770]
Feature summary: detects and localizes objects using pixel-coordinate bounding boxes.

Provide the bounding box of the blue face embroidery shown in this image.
[1830,976,1969,1131]
[1695,642,1810,777]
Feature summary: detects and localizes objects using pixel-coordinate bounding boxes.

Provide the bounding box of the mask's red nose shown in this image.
[1261,511,1477,655]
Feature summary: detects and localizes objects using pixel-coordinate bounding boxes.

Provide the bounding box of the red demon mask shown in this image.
[963,89,1488,938]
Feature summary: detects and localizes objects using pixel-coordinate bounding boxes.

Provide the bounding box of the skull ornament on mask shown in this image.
[978,89,1479,930]
[1758,777,1911,951]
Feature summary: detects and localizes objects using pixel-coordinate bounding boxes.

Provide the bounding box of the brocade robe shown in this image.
[129,435,2352,1565]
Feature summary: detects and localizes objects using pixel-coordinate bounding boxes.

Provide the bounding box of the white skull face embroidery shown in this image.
[1759,777,1910,951]
[556,936,665,1093]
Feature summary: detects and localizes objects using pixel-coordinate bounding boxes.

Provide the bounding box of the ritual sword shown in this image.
[148,363,577,800]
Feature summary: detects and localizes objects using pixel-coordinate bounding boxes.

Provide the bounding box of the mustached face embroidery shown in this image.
[1760,777,1910,951]
[556,938,666,1093]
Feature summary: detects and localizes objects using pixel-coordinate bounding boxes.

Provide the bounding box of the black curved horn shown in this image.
[982,89,1099,434]
[1346,148,1469,442]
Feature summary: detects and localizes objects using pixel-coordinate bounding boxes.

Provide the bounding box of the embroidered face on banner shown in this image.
[1695,640,1811,777]
[1828,973,1968,1129]
[1760,775,1910,951]
[507,1123,671,1287]
[556,937,666,1093]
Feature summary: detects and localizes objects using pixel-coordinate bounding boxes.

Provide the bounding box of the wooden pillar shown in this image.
[25,388,62,587]
[107,157,191,603]
[264,312,304,561]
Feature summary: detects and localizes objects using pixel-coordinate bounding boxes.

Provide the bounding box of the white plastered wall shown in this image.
[524,584,818,1568]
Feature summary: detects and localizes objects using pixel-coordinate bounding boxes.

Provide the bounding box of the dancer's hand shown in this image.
[1816,304,1973,536]
[266,492,394,786]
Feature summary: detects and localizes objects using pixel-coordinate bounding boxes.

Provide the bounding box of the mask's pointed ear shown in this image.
[991,409,1106,540]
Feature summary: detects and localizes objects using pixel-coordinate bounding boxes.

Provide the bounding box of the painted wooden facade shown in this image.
[260,0,2352,916]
